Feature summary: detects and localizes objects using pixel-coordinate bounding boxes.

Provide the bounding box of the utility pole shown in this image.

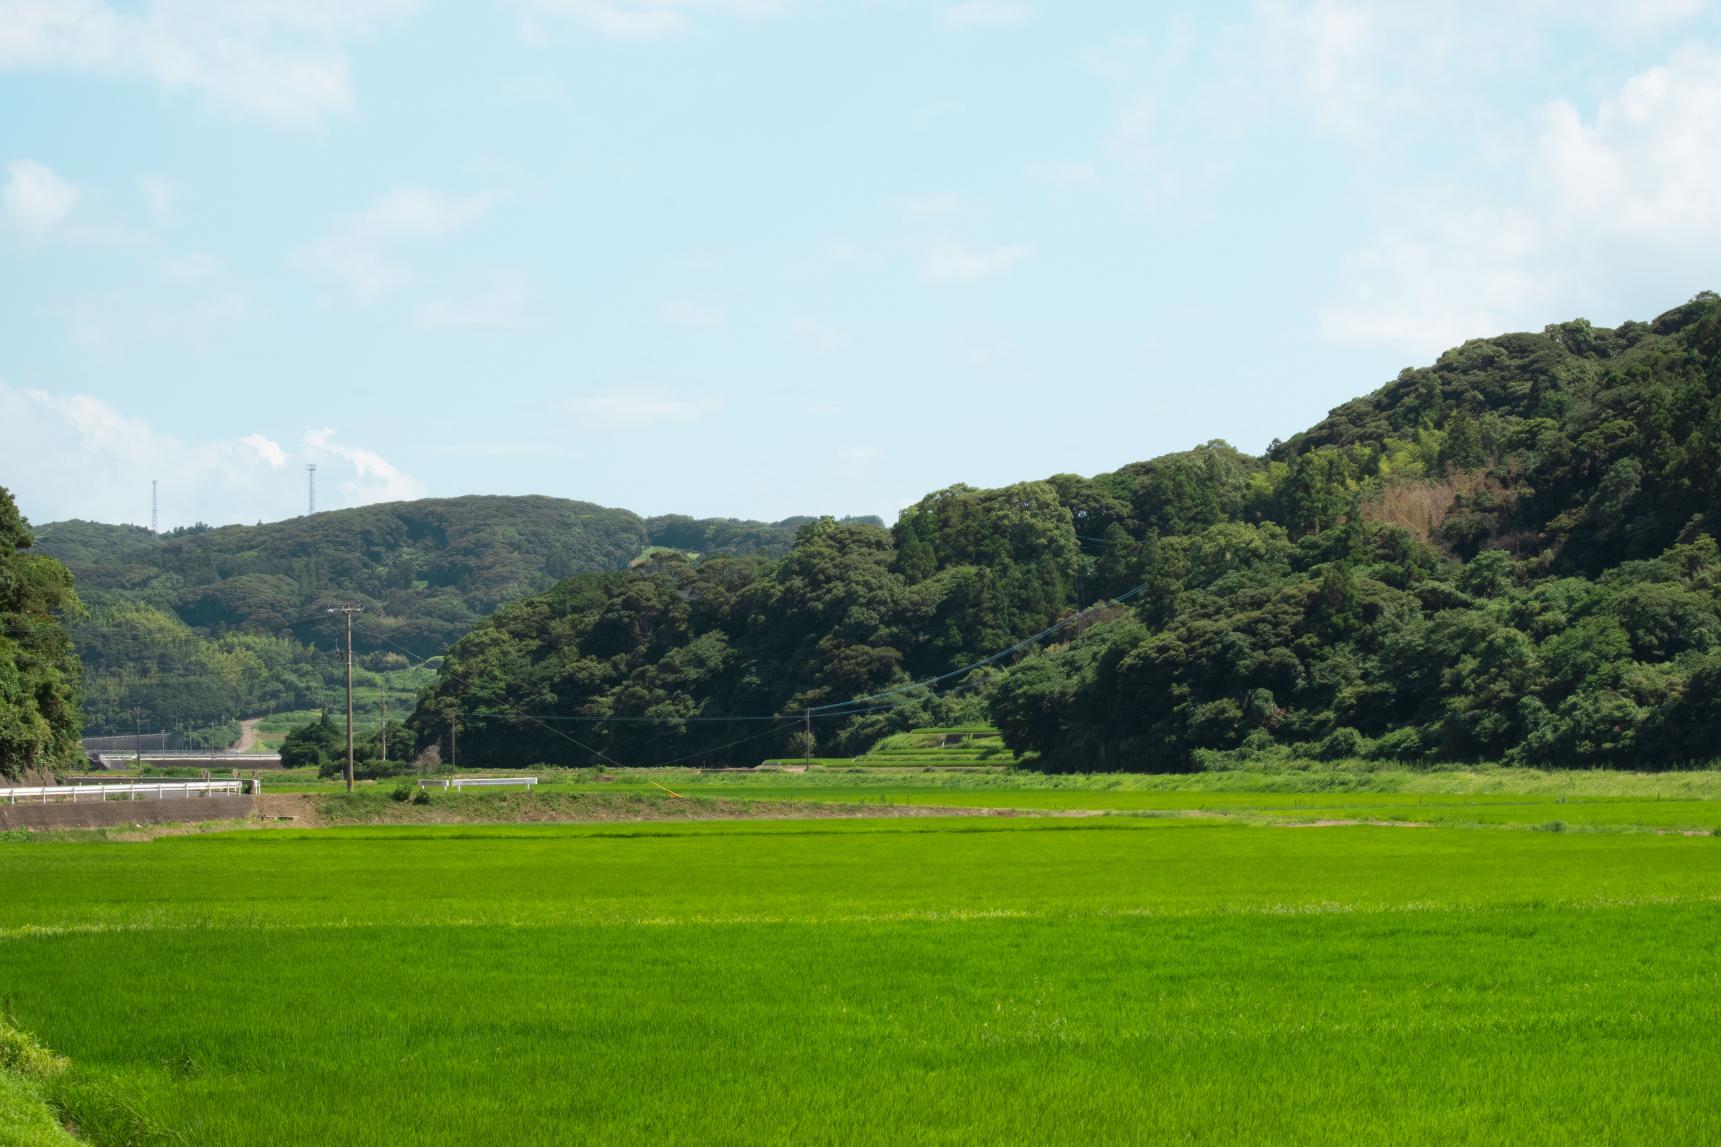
[379,698,387,763]
[328,607,362,793]
[804,708,812,766]
[450,710,458,770]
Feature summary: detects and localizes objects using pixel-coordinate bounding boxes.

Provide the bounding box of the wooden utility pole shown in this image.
[328,607,363,793]
[804,709,812,765]
[379,698,388,763]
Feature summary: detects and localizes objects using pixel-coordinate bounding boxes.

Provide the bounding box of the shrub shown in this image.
[1318,727,1369,761]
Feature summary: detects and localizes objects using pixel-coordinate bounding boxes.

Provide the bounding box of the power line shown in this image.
[809,580,1151,717]
[361,628,627,769]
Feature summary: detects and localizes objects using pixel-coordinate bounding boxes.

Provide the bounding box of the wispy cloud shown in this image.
[523,0,788,40]
[661,299,728,329]
[923,239,1032,284]
[416,274,531,330]
[241,433,289,466]
[1321,44,1721,353]
[946,1,1030,28]
[3,160,78,231]
[0,382,422,526]
[438,442,576,459]
[0,0,421,124]
[564,386,720,429]
[303,427,427,504]
[299,187,497,299]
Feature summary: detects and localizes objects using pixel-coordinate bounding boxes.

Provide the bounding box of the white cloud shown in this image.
[524,0,787,40]
[1255,1,1430,142]
[299,187,496,300]
[0,383,421,526]
[1321,45,1721,353]
[416,274,530,330]
[1533,47,1721,244]
[946,1,1029,27]
[1252,1,1716,146]
[1557,0,1711,34]
[923,239,1032,284]
[786,317,846,354]
[302,427,428,505]
[3,160,79,231]
[241,433,289,466]
[1317,206,1555,352]
[359,186,495,239]
[661,299,727,329]
[0,0,420,124]
[564,387,719,429]
[898,193,960,219]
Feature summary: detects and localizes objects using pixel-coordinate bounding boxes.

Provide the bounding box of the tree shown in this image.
[0,487,84,779]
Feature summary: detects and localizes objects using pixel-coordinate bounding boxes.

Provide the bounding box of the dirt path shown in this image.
[231,718,263,753]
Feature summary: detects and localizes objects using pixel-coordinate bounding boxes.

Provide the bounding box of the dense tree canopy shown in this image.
[32,496,808,735]
[410,293,1721,771]
[0,486,83,778]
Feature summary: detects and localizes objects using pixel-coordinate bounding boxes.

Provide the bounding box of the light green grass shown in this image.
[3,818,1721,1143]
[228,764,1721,829]
[0,1022,78,1147]
[0,1071,78,1147]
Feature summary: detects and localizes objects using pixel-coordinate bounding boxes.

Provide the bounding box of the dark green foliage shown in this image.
[409,294,1721,771]
[280,713,344,769]
[410,498,1077,767]
[34,496,806,736]
[0,488,83,779]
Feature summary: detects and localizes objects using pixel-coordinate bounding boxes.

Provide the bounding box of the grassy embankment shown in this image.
[4,809,1721,1143]
[139,761,1721,834]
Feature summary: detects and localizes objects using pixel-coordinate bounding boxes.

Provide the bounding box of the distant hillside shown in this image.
[33,496,838,736]
[408,293,1721,772]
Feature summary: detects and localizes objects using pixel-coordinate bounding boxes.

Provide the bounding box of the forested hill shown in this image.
[409,293,1721,771]
[33,496,860,736]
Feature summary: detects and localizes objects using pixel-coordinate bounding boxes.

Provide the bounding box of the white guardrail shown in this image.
[417,777,539,792]
[2,780,255,805]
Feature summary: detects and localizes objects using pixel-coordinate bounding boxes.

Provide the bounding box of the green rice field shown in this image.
[4,791,1721,1144]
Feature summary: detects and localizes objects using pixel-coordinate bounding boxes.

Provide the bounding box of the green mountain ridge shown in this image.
[32,496,876,737]
[405,293,1721,771]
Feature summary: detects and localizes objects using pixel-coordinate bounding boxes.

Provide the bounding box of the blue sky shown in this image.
[4,0,1721,530]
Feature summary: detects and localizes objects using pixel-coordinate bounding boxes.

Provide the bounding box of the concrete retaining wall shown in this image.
[0,796,256,831]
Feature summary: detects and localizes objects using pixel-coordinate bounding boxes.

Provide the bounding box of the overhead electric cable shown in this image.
[807,579,1151,717]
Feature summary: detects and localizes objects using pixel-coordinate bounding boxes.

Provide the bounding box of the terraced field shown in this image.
[765,726,1014,770]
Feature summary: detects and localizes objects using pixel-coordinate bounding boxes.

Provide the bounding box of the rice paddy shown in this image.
[4,778,1721,1144]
